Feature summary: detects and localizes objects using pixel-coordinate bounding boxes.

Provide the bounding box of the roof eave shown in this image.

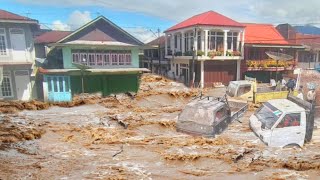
[0,19,38,24]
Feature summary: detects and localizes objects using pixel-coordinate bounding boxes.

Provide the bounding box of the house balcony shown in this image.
[242,59,296,72]
[164,26,245,61]
[165,50,243,60]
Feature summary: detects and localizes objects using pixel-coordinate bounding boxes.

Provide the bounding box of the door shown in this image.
[46,75,71,102]
[15,70,31,101]
[10,28,26,61]
[270,113,305,147]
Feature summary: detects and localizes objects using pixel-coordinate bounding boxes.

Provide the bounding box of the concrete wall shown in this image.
[0,23,35,63]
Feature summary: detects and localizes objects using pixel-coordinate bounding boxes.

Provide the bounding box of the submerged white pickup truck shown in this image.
[249,94,315,147]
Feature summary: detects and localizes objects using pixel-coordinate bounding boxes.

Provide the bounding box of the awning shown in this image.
[246,44,305,49]
[38,67,150,74]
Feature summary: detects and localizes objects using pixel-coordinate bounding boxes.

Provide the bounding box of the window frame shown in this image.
[0,28,9,57]
[276,113,301,128]
[1,71,13,98]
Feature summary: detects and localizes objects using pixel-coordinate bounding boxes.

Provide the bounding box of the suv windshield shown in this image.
[227,82,237,97]
[255,102,282,129]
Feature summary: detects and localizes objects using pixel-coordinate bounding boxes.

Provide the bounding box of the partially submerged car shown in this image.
[250,94,315,147]
[176,95,248,137]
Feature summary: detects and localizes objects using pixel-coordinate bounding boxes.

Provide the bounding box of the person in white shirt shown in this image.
[270,79,276,90]
[281,79,287,90]
[297,91,304,100]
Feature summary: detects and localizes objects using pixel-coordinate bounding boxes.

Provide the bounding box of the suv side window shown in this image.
[276,113,301,128]
[215,108,227,123]
[237,85,251,96]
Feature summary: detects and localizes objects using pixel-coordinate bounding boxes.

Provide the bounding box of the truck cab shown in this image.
[176,95,248,137]
[249,95,314,147]
[227,80,254,102]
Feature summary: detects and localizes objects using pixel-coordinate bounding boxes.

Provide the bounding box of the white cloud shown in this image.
[17,0,320,25]
[51,10,92,31]
[52,20,71,31]
[124,27,158,43]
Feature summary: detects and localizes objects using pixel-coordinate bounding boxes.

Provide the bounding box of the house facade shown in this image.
[241,23,304,82]
[36,16,148,102]
[0,9,39,101]
[164,11,245,88]
[142,36,170,75]
[277,24,320,70]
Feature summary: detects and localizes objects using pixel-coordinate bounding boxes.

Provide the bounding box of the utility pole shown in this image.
[157,28,161,75]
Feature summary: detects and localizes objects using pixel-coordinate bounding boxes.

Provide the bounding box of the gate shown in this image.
[45,75,71,102]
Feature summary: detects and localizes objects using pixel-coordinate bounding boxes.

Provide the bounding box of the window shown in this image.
[197,31,201,50]
[80,53,88,65]
[47,77,52,92]
[103,53,110,65]
[237,85,251,96]
[255,102,282,129]
[276,113,301,128]
[96,54,103,66]
[1,72,12,97]
[208,31,224,51]
[125,54,131,65]
[111,54,118,65]
[71,50,132,67]
[88,53,96,66]
[227,32,238,51]
[72,53,79,63]
[215,108,227,123]
[59,77,64,92]
[0,28,7,56]
[174,35,178,49]
[118,54,125,65]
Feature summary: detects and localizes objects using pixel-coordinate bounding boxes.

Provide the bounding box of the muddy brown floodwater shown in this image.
[0,74,320,180]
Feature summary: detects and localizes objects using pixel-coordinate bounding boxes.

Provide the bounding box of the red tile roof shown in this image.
[0,9,38,23]
[244,23,291,45]
[35,31,72,44]
[165,11,244,32]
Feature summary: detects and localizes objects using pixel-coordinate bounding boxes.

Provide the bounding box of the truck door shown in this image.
[270,113,305,147]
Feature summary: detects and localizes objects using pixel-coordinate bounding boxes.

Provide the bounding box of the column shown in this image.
[236,59,241,80]
[241,30,245,57]
[165,34,168,56]
[177,34,181,52]
[204,30,209,56]
[181,32,185,54]
[223,30,229,56]
[237,32,241,52]
[170,33,174,54]
[201,30,205,52]
[194,29,198,51]
[200,60,204,88]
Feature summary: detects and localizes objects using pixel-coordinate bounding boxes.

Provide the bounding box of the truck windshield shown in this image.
[255,102,282,129]
[227,82,237,97]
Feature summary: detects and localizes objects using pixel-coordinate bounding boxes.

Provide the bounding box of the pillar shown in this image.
[200,60,204,88]
[165,34,168,56]
[241,30,245,57]
[236,59,241,80]
[194,29,198,51]
[204,30,209,56]
[237,32,241,52]
[181,32,185,54]
[223,30,229,56]
[170,33,174,54]
[201,30,205,52]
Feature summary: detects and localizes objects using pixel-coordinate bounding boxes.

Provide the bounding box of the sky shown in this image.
[2,0,320,42]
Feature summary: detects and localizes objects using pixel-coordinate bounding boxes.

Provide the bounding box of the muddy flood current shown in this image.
[0,74,320,180]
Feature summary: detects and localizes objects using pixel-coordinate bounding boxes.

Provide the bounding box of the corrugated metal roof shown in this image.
[165,11,244,32]
[0,9,38,23]
[244,23,291,45]
[35,31,72,44]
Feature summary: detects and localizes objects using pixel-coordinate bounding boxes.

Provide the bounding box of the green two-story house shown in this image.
[36,16,148,102]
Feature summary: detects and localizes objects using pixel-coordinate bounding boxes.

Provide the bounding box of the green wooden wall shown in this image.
[70,73,140,96]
